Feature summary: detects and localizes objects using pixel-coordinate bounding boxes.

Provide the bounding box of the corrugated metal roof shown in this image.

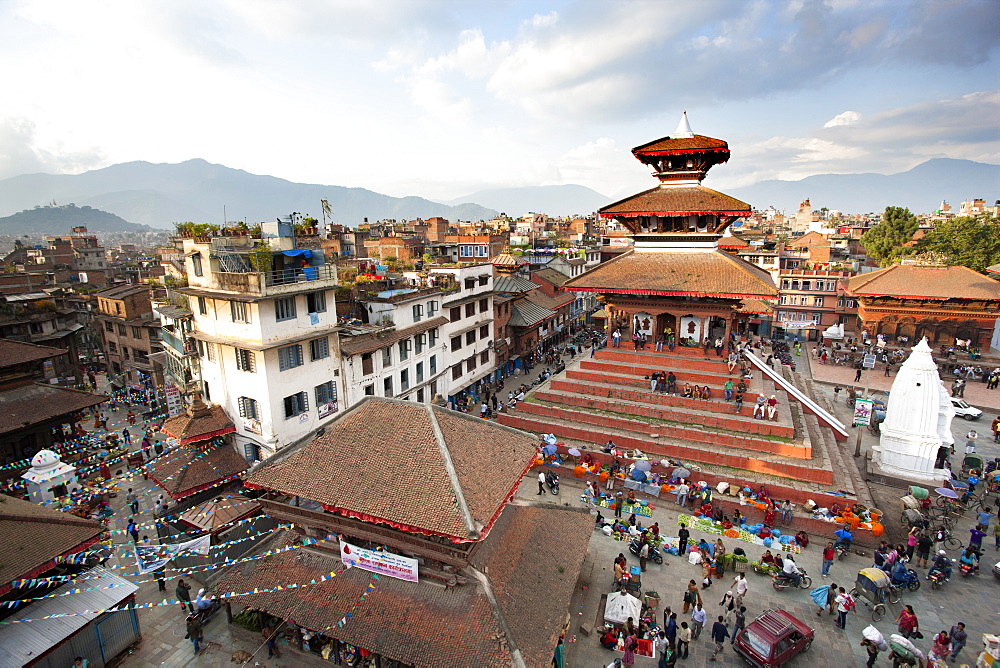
[508,300,554,328]
[493,276,538,294]
[0,567,138,666]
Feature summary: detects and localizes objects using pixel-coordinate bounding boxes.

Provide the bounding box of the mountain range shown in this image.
[0,157,996,232]
[725,158,1000,215]
[0,204,151,235]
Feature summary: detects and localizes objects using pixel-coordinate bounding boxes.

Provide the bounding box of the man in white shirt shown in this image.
[732,573,748,608]
[537,470,546,495]
[782,554,802,587]
[691,604,707,639]
[676,483,689,507]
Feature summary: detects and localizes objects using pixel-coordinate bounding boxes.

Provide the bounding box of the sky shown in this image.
[0,0,998,201]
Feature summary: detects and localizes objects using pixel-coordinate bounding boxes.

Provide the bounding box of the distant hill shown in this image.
[727,158,1000,214]
[446,184,611,217]
[0,204,152,235]
[0,159,499,228]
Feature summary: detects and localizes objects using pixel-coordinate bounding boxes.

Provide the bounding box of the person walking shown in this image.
[821,542,835,577]
[614,492,624,519]
[895,605,919,639]
[682,579,701,614]
[732,573,747,609]
[185,615,203,654]
[664,611,677,645]
[731,606,746,644]
[676,622,691,660]
[639,541,650,572]
[678,523,689,556]
[126,488,139,515]
[262,624,281,659]
[930,631,952,662]
[675,483,689,507]
[916,531,933,568]
[621,635,636,668]
[834,587,853,629]
[154,568,166,592]
[690,603,707,640]
[949,622,967,661]
[709,616,729,661]
[126,518,139,543]
[861,638,880,667]
[122,428,131,446]
[537,469,546,495]
[905,527,919,562]
[176,578,194,613]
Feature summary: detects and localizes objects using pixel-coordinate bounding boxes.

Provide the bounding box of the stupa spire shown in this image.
[673,111,694,139]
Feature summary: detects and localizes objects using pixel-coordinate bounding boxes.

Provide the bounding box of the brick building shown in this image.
[94,284,163,388]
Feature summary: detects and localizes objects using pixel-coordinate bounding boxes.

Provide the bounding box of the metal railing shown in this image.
[263,264,336,287]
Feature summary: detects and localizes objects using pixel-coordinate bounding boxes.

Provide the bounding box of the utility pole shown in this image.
[853,351,877,457]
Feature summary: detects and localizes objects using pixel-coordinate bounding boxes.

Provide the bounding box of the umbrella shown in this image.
[631,469,647,482]
[672,466,691,479]
[934,487,958,499]
[543,443,557,456]
[633,460,652,472]
[567,448,581,456]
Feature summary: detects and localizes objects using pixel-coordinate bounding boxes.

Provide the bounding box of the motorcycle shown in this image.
[192,594,221,624]
[928,563,954,590]
[772,569,812,590]
[628,538,664,565]
[834,541,851,561]
[545,471,560,495]
[959,550,981,577]
[889,567,922,591]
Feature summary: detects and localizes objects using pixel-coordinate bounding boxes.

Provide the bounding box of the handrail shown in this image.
[744,349,849,439]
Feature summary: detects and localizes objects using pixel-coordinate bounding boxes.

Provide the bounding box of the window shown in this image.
[235,348,256,372]
[474,246,488,257]
[198,297,208,315]
[307,291,327,313]
[278,344,304,371]
[274,297,296,321]
[465,278,475,289]
[364,384,375,396]
[400,369,409,391]
[416,361,424,383]
[203,382,210,401]
[450,306,461,322]
[801,280,811,291]
[192,253,203,277]
[827,281,838,291]
[466,355,477,372]
[131,326,143,338]
[383,376,393,396]
[237,396,259,420]
[465,303,476,318]
[778,295,788,305]
[452,365,463,380]
[414,333,424,354]
[117,323,127,336]
[479,298,488,313]
[427,300,438,316]
[781,279,789,289]
[416,388,424,402]
[479,325,489,339]
[362,352,374,375]
[204,342,216,362]
[813,296,824,307]
[122,346,130,359]
[310,337,330,360]
[315,380,336,406]
[412,304,423,322]
[398,338,410,361]
[480,351,489,364]
[465,331,476,346]
[451,336,462,352]
[382,346,392,366]
[429,355,437,375]
[283,391,308,418]
[104,321,114,332]
[428,328,438,346]
[231,300,249,323]
[478,275,489,286]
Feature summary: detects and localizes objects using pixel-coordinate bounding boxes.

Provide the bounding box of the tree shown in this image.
[914,215,1000,273]
[861,206,920,266]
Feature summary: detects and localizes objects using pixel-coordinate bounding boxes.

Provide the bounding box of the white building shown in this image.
[176,224,342,461]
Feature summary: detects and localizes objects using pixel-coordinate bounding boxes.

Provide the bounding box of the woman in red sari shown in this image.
[763,502,776,527]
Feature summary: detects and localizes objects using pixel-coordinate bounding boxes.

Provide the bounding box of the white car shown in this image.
[950,398,983,420]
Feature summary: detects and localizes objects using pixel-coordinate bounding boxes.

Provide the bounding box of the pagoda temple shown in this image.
[565,113,776,342]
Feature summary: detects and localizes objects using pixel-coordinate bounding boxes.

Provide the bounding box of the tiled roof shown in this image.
[632,134,730,155]
[564,249,778,299]
[843,264,1000,302]
[0,383,107,438]
[532,268,571,287]
[177,495,260,532]
[0,339,64,368]
[493,275,538,294]
[244,398,538,541]
[526,290,574,311]
[600,185,751,218]
[718,235,750,248]
[508,299,555,328]
[340,316,448,356]
[148,444,249,500]
[160,403,236,446]
[0,494,103,591]
[737,298,775,315]
[95,284,150,299]
[211,502,593,668]
[491,251,527,267]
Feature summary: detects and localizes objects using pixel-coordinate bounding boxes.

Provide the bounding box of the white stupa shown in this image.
[21,449,78,504]
[872,338,954,482]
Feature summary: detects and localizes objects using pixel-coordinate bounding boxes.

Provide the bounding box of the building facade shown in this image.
[93,284,163,388]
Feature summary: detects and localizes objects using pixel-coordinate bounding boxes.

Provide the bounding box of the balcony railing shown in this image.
[263,264,336,287]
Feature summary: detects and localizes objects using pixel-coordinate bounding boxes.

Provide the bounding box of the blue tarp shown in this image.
[280,249,312,259]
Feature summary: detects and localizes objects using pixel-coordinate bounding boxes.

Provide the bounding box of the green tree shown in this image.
[914,215,1000,273]
[861,206,920,266]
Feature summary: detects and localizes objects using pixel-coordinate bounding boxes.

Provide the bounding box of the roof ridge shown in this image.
[0,511,101,529]
[467,564,526,668]
[425,404,480,539]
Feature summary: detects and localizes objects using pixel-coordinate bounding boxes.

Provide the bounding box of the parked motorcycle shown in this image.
[628,538,664,565]
[772,569,812,590]
[545,471,560,495]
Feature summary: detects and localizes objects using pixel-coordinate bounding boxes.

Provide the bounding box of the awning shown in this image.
[0,567,137,667]
[280,249,312,259]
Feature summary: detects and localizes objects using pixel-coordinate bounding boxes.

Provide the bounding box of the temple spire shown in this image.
[673,111,694,139]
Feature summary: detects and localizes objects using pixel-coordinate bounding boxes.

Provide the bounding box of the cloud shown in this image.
[0,117,105,179]
[824,111,862,128]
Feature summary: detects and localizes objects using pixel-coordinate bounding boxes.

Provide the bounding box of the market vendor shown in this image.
[580,452,594,466]
[760,550,776,567]
[600,628,619,650]
[626,489,637,505]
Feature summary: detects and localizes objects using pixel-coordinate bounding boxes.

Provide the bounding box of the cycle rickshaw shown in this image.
[849,568,898,621]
